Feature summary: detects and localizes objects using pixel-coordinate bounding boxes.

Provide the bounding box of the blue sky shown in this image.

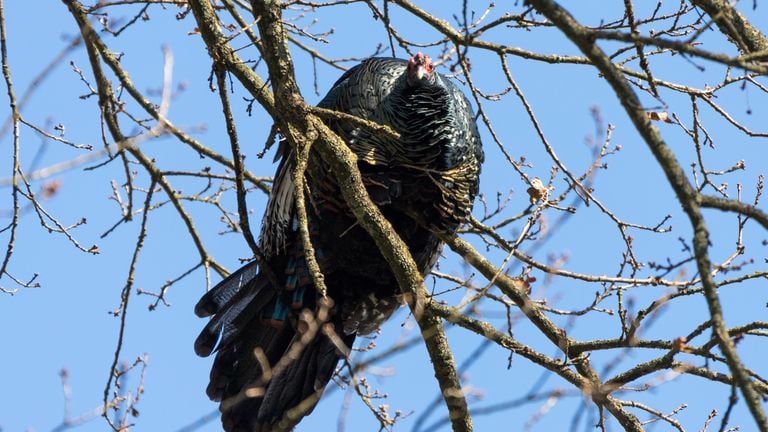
[1,1,767,431]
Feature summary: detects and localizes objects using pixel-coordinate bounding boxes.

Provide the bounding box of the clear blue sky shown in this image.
[1,1,767,431]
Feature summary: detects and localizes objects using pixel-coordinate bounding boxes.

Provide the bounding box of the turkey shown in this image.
[194,53,484,431]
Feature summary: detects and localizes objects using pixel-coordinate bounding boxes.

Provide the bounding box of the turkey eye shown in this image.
[426,63,433,72]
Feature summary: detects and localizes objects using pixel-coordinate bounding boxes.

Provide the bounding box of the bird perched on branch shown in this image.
[194,53,484,431]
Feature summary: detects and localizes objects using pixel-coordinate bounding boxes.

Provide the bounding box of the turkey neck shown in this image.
[382,76,456,171]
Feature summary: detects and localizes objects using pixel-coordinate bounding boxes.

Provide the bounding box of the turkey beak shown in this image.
[415,65,426,81]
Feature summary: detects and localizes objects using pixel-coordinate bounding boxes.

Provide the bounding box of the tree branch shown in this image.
[524,1,768,430]
[690,0,768,58]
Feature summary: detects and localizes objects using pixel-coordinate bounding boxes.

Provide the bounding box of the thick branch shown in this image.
[427,301,586,387]
[690,0,768,57]
[700,194,768,230]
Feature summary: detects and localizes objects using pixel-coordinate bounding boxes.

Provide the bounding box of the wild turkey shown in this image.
[194,53,484,431]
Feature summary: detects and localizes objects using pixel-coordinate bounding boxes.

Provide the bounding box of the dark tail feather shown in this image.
[195,261,260,318]
[207,315,293,401]
[194,285,272,357]
[194,264,276,358]
[218,318,356,432]
[197,249,352,431]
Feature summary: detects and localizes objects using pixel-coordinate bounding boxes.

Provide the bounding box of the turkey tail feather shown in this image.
[194,263,273,357]
[256,320,355,424]
[216,317,355,431]
[195,261,260,318]
[197,261,355,431]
